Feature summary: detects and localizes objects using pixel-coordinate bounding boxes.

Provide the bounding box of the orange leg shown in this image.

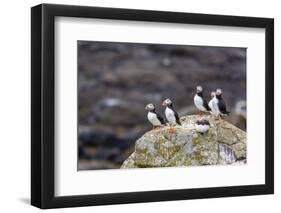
[168,127,174,134]
[167,124,175,134]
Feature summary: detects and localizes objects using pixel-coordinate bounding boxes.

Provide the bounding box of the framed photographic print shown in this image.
[31,3,274,209]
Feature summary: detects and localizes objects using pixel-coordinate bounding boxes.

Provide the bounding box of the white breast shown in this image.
[147,112,162,126]
[194,94,206,111]
[213,97,220,114]
[165,107,176,124]
[209,98,219,115]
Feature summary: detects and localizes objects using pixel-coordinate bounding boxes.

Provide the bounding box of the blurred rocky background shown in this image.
[78,41,246,170]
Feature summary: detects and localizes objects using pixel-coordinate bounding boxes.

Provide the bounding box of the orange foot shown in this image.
[167,127,175,134]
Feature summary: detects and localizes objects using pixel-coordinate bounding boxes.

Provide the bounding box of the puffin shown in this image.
[162,98,181,133]
[208,91,219,115]
[195,119,210,134]
[214,89,230,116]
[194,86,211,115]
[145,103,165,130]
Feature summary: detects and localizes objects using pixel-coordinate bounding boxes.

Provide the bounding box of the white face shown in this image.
[216,89,222,95]
[145,103,155,111]
[211,91,216,97]
[196,86,203,93]
[162,98,172,106]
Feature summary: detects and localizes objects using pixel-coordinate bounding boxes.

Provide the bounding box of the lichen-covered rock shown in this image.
[121,115,246,168]
[120,153,137,168]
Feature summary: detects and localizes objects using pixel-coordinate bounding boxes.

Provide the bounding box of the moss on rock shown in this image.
[121,115,246,169]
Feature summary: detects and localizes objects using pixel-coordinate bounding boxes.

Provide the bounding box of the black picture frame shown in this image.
[31,3,274,209]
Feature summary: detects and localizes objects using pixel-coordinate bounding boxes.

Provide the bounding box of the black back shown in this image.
[155,111,165,124]
[197,92,211,111]
[216,95,230,114]
[196,119,210,126]
[169,105,181,125]
[203,99,211,111]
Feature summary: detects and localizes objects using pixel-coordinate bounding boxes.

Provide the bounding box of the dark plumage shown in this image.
[195,119,210,126]
[195,119,210,134]
[162,98,181,126]
[154,110,166,125]
[194,86,211,112]
[197,92,211,111]
[162,98,181,134]
[145,103,165,128]
[169,105,181,125]
[215,89,230,115]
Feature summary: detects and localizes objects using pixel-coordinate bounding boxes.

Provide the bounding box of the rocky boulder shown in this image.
[121,115,246,168]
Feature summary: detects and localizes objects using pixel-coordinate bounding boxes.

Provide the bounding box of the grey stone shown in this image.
[121,115,246,168]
